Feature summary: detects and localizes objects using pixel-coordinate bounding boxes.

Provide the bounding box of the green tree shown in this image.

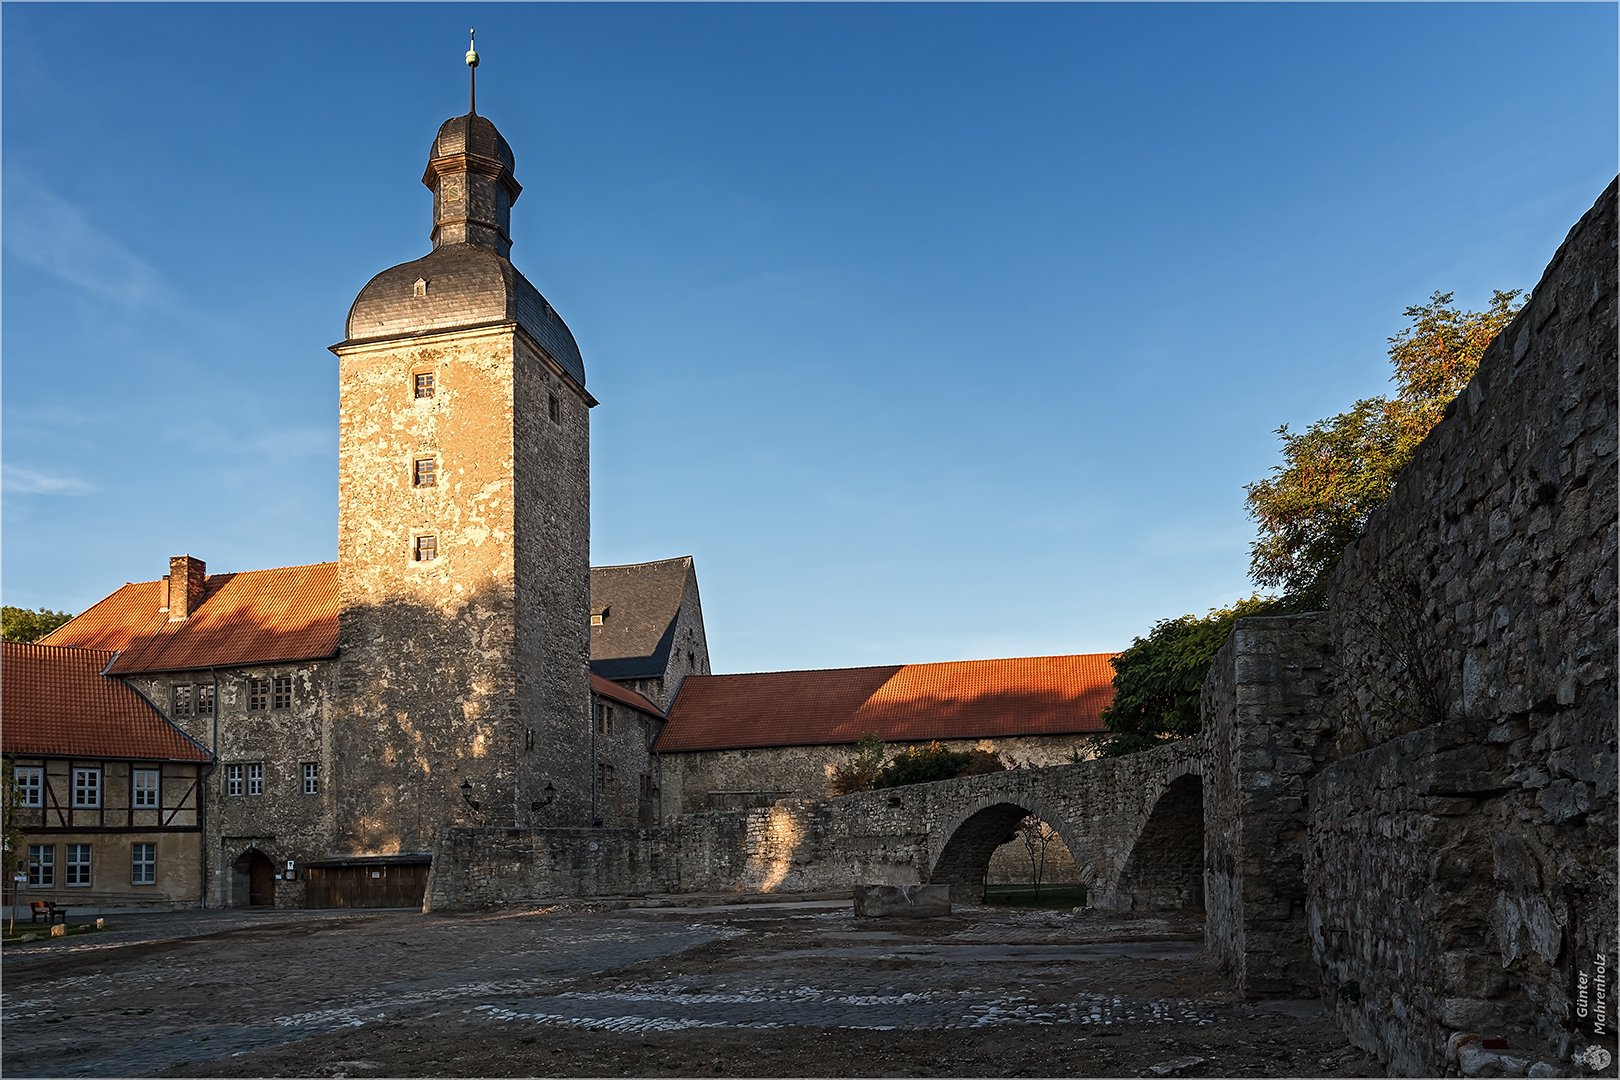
[2,606,74,644]
[1092,595,1296,756]
[1245,290,1521,598]
[2,759,25,885]
[829,733,888,796]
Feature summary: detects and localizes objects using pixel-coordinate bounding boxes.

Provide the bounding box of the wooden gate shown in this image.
[304,863,429,908]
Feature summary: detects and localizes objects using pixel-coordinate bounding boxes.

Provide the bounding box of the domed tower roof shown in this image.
[338,111,586,390]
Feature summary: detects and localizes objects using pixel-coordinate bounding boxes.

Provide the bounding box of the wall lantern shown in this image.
[459,779,481,811]
[529,781,556,813]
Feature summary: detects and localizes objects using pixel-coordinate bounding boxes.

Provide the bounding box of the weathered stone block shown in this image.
[853,883,951,918]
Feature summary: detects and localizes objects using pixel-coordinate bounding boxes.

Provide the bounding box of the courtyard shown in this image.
[2,900,1380,1078]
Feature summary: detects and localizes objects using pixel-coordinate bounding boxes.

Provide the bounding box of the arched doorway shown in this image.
[1114,773,1204,912]
[233,849,276,907]
[930,802,1038,903]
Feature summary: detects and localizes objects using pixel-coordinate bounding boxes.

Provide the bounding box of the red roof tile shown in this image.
[42,563,340,674]
[1,642,212,761]
[654,653,1118,753]
[590,674,665,718]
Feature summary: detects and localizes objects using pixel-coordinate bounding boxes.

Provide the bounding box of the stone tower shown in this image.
[330,109,595,852]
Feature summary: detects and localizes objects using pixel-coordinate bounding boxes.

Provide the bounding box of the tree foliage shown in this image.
[2,759,25,881]
[1,606,73,644]
[829,734,1005,795]
[1093,595,1298,756]
[1244,290,1522,597]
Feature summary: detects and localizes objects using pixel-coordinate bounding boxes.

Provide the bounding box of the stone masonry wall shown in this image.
[1306,181,1617,1073]
[428,739,1201,912]
[1199,613,1337,995]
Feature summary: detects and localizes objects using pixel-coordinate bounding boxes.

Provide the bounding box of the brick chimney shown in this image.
[168,555,206,621]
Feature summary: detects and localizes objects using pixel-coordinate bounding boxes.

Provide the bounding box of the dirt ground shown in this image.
[1,899,1384,1078]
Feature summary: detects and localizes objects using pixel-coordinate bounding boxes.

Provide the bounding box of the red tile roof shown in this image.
[591,673,665,718]
[1,642,212,761]
[654,653,1118,753]
[41,563,340,674]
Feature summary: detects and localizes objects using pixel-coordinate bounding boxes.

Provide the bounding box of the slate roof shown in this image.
[1,642,212,762]
[653,653,1118,753]
[342,245,586,389]
[591,673,665,718]
[590,557,694,681]
[40,562,340,675]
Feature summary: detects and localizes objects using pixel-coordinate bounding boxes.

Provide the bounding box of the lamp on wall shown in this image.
[459,779,481,811]
[529,781,556,813]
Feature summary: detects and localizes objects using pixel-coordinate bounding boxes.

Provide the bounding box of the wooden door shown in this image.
[249,854,275,906]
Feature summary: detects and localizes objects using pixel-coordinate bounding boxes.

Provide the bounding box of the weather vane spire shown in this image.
[466,28,480,115]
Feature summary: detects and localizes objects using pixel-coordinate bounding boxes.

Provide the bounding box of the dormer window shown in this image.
[414,278,428,298]
[590,605,609,627]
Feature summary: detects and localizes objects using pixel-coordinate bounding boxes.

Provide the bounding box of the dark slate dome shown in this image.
[428,114,516,177]
[344,245,586,388]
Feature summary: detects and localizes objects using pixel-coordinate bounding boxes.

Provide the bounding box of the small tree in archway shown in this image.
[1015,815,1061,900]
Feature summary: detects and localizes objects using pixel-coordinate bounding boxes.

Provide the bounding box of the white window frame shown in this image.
[65,844,92,887]
[302,762,319,795]
[16,766,43,807]
[226,764,243,797]
[73,768,101,808]
[133,769,160,808]
[247,763,264,796]
[132,843,157,885]
[27,844,54,887]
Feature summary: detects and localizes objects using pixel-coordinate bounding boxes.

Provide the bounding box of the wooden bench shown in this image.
[30,901,67,925]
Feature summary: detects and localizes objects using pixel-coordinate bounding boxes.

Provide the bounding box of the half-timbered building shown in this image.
[2,641,212,911]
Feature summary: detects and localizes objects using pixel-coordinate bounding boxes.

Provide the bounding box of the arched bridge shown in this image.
[751,738,1206,911]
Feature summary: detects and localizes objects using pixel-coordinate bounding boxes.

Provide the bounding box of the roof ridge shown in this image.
[693,652,1121,679]
[591,556,694,571]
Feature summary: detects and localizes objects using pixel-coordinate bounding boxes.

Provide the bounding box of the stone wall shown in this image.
[659,734,1102,816]
[1305,180,1618,1072]
[1199,613,1337,995]
[427,738,1202,913]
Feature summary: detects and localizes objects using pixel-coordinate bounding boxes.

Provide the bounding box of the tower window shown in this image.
[302,762,319,795]
[247,763,264,796]
[413,458,436,487]
[548,393,561,425]
[414,535,438,562]
[414,373,435,399]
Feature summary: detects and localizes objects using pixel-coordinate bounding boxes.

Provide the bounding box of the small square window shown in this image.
[16,766,43,807]
[28,844,54,887]
[172,683,193,717]
[65,844,92,887]
[590,613,603,626]
[548,393,561,425]
[414,372,435,399]
[248,678,269,712]
[132,843,157,885]
[414,535,438,562]
[273,676,293,710]
[302,762,319,795]
[133,769,160,808]
[247,763,264,796]
[73,768,100,808]
[226,764,243,797]
[198,684,214,716]
[413,458,436,487]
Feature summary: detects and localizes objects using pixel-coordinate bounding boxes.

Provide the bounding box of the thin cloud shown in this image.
[3,173,170,308]
[3,465,99,496]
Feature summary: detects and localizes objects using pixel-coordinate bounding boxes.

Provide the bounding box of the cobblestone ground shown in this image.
[1,901,1383,1077]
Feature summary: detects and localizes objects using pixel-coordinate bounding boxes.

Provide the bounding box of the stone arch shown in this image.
[928,793,1089,903]
[231,846,277,908]
[1109,770,1205,912]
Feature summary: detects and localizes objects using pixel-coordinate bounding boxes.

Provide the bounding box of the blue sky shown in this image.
[3,4,1614,674]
